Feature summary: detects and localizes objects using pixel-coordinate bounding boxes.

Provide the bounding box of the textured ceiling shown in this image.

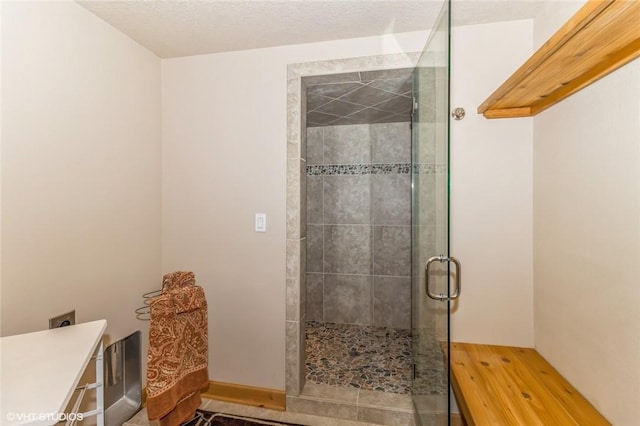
[77,0,440,58]
[76,0,542,58]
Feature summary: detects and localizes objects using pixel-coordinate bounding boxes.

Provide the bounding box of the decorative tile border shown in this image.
[306,163,446,176]
[307,163,409,176]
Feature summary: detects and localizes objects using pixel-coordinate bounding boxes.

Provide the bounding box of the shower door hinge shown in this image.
[412,97,418,114]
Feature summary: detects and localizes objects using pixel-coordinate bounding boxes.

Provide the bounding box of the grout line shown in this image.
[321,125,325,324]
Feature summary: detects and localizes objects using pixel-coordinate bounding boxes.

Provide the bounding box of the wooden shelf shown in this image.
[478,0,640,119]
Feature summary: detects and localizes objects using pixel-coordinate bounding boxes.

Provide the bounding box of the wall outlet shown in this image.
[49,310,75,329]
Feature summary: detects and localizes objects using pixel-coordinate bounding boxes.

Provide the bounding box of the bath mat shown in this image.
[181,409,305,426]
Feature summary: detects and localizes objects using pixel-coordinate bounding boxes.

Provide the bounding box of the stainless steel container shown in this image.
[104,331,142,426]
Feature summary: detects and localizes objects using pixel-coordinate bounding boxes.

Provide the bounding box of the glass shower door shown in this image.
[411,0,452,424]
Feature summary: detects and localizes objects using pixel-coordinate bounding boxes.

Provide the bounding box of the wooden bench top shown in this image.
[449,342,611,426]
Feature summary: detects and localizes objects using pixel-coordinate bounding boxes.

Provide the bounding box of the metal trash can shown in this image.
[104,331,142,426]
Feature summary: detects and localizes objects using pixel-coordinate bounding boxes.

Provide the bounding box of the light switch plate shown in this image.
[255,213,266,232]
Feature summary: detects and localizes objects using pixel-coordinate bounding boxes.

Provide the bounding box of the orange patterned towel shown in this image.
[146,271,209,426]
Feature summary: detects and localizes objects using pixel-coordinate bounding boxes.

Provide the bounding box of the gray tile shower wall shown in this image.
[324,125,371,165]
[324,225,373,274]
[305,122,412,329]
[372,174,411,225]
[373,276,411,329]
[324,175,371,224]
[373,226,411,277]
[324,274,373,325]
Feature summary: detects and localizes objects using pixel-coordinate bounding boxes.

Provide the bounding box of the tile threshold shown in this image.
[302,383,412,411]
[287,382,416,425]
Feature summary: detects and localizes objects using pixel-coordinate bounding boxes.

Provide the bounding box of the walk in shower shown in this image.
[303,69,416,396]
[285,2,452,424]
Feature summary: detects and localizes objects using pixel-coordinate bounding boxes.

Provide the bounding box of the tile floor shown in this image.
[124,398,385,426]
[305,321,448,396]
[305,322,412,394]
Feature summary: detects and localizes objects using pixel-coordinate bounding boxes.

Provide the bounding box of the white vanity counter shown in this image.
[0,320,107,425]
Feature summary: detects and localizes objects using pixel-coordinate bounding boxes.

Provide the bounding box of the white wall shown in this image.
[161,32,428,390]
[449,20,534,347]
[1,1,162,347]
[533,3,640,424]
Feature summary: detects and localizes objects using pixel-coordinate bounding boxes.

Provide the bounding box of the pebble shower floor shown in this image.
[305,321,448,395]
[305,321,412,394]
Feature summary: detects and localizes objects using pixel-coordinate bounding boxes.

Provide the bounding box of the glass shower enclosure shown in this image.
[411,0,453,424]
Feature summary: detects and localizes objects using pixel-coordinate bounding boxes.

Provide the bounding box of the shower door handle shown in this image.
[425,255,461,301]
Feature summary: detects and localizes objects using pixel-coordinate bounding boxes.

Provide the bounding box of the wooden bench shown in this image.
[449,342,611,425]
